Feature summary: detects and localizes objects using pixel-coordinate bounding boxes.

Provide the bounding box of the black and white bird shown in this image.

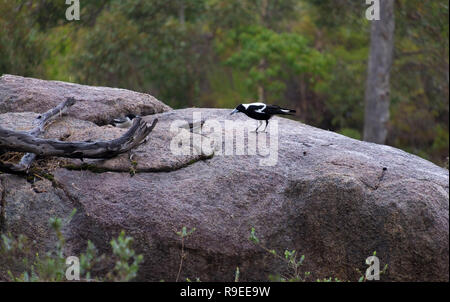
[230,102,296,132]
[110,114,137,128]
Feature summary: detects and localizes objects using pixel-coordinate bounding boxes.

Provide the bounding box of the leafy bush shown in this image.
[0,209,143,282]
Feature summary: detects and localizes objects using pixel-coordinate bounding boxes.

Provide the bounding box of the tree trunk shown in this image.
[363,0,395,144]
[178,0,186,30]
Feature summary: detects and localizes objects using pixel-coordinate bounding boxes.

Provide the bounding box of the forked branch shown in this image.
[0,118,157,159]
[0,97,157,174]
[16,97,77,172]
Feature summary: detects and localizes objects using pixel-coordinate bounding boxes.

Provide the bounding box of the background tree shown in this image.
[363,0,396,144]
[222,26,331,106]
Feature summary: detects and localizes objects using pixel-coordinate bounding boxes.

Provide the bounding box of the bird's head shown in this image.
[230,104,245,115]
[126,114,137,120]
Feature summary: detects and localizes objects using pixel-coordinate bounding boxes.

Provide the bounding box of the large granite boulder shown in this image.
[0,76,448,282]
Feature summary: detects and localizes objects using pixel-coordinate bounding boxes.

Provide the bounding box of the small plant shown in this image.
[129,160,138,176]
[234,266,240,282]
[249,227,310,282]
[175,226,196,282]
[107,230,144,282]
[317,277,343,282]
[0,210,144,282]
[79,240,102,281]
[1,209,74,281]
[0,233,35,281]
[249,228,388,282]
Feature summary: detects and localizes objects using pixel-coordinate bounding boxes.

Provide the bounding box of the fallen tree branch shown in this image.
[0,118,158,173]
[15,97,77,172]
[30,97,77,137]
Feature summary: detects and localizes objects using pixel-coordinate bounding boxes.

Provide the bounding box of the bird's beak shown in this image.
[230,108,238,115]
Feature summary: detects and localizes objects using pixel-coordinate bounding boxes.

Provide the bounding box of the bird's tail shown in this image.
[278,108,296,115]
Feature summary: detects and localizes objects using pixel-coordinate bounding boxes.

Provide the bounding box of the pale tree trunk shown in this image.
[363,0,395,144]
[257,85,265,102]
[178,0,185,30]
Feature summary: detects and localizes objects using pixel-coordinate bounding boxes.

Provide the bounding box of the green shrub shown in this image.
[0,209,143,282]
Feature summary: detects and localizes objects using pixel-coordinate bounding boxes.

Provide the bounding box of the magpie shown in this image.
[111,114,137,128]
[230,102,296,132]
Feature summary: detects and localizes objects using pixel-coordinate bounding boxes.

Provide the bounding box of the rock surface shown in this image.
[0,74,171,125]
[0,77,448,282]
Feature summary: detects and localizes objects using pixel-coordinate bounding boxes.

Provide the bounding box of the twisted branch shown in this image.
[0,97,157,174]
[16,97,77,172]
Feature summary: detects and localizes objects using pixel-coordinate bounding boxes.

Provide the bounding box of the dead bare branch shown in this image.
[14,97,78,172]
[0,117,158,174]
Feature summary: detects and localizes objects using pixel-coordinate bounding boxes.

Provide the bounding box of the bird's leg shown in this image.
[253,121,262,133]
[262,120,269,132]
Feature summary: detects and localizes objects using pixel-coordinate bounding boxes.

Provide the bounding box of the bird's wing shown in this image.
[243,102,265,109]
[247,104,266,113]
[262,105,282,114]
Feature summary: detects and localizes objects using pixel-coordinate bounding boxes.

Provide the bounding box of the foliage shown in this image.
[221,26,332,101]
[108,230,144,282]
[0,210,143,282]
[175,226,196,282]
[250,227,310,282]
[388,0,449,164]
[0,0,47,77]
[72,9,144,90]
[338,128,362,140]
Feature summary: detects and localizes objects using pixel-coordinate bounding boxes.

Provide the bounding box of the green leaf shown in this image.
[249,227,259,244]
